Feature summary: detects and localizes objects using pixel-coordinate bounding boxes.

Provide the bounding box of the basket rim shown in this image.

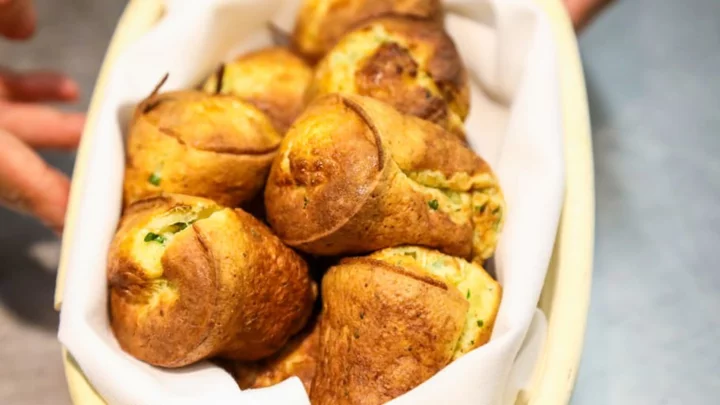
[56,1,594,404]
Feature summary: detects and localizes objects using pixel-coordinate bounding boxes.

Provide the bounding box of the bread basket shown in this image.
[54,0,594,403]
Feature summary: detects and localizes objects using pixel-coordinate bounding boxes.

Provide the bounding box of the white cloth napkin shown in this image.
[58,0,564,404]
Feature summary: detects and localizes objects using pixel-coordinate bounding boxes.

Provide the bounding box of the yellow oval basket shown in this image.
[55,0,594,403]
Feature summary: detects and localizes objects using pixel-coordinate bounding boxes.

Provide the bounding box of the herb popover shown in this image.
[292,0,443,62]
[306,16,468,139]
[310,247,501,405]
[123,90,281,207]
[202,47,313,134]
[107,194,316,368]
[264,94,504,261]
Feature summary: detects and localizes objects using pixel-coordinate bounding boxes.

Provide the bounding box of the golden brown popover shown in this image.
[123,90,281,207]
[264,94,504,261]
[310,247,501,405]
[292,0,443,62]
[107,194,316,368]
[202,47,313,134]
[306,16,468,139]
[232,315,320,393]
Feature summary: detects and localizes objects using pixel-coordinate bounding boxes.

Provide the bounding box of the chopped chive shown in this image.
[470,340,475,345]
[492,207,500,215]
[477,319,484,327]
[475,204,487,214]
[169,222,187,233]
[404,251,417,259]
[428,199,439,210]
[144,232,165,244]
[148,172,161,186]
[467,290,471,299]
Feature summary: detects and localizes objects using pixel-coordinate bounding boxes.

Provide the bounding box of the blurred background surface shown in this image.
[0,0,718,404]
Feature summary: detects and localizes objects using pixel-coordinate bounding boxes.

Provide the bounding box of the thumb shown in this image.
[0,128,70,233]
[565,0,614,31]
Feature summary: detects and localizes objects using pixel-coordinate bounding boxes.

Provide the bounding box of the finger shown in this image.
[0,129,70,233]
[0,101,85,149]
[565,0,614,31]
[0,70,80,102]
[0,0,36,40]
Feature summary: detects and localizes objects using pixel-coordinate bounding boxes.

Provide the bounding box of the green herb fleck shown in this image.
[404,251,417,259]
[144,232,166,244]
[303,196,309,209]
[492,207,501,215]
[475,204,487,214]
[148,172,161,186]
[470,340,475,345]
[168,222,187,233]
[477,319,484,327]
[466,290,471,299]
[428,199,439,210]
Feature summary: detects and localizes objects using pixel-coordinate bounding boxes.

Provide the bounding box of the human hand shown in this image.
[565,0,615,31]
[0,0,86,233]
[0,0,35,39]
